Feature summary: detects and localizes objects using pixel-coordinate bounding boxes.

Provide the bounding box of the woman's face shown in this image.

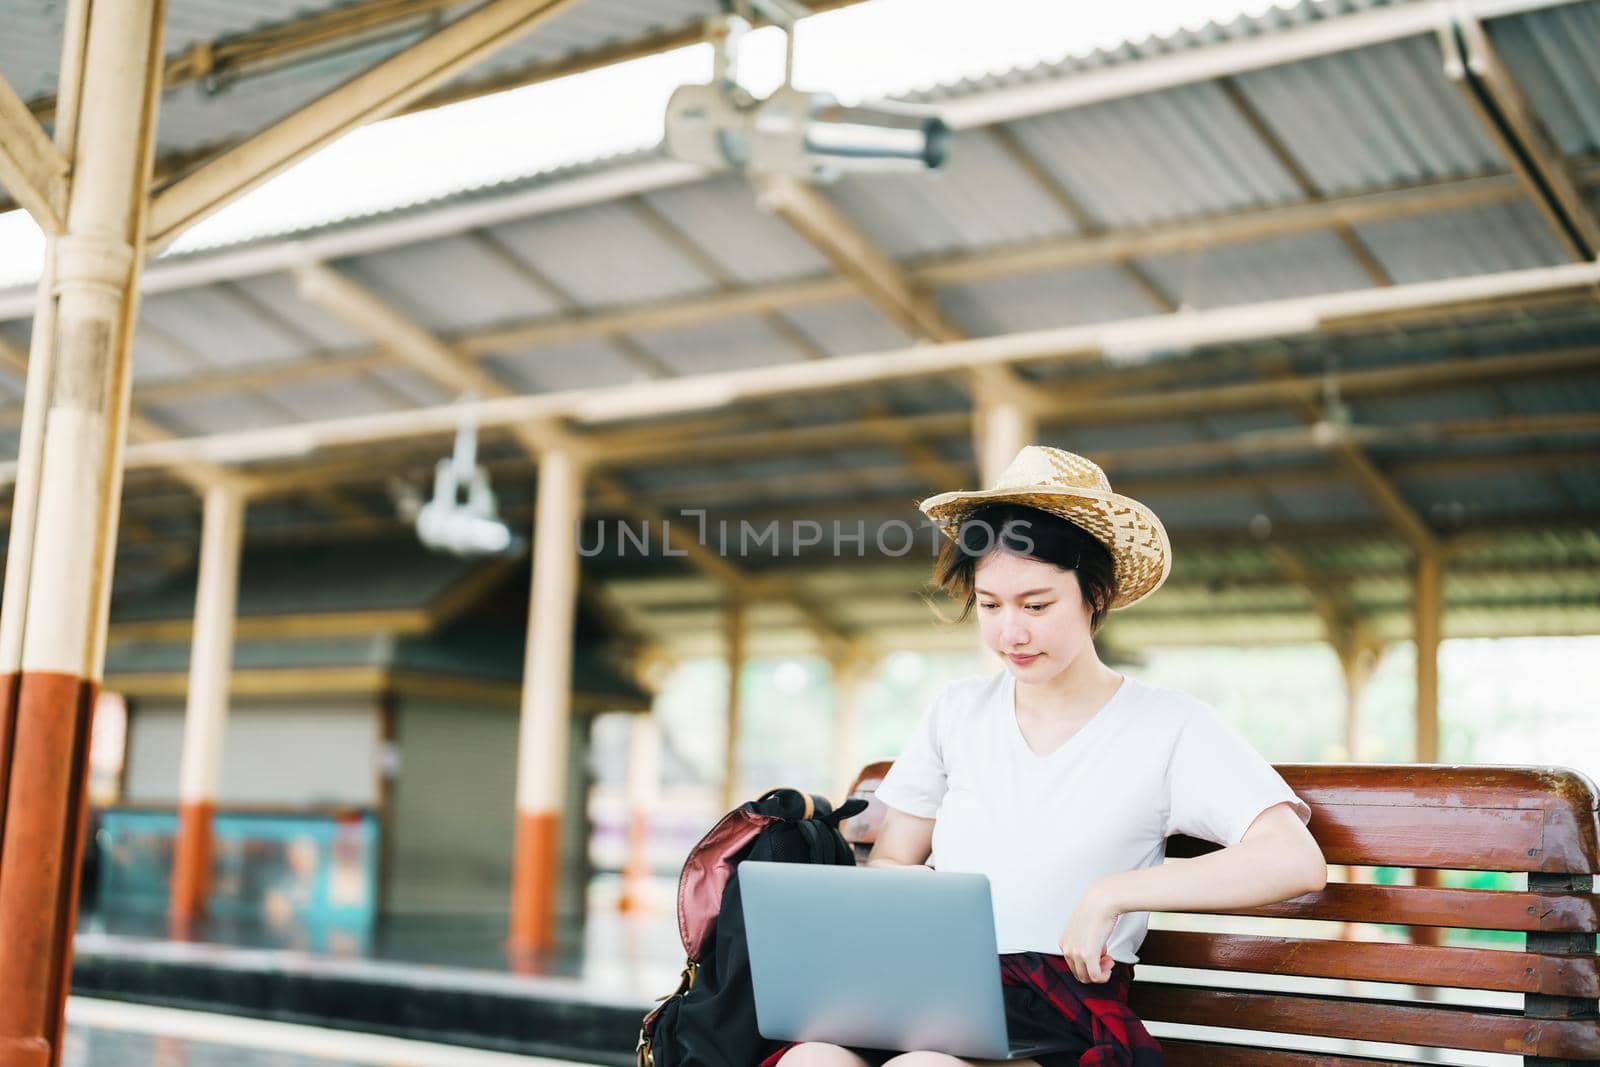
[974,550,1095,681]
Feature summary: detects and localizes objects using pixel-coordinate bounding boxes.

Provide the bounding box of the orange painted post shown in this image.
[618,714,660,914]
[0,2,165,1063]
[169,483,246,932]
[509,444,585,960]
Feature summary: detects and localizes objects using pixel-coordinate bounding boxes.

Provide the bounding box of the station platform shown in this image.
[66,997,608,1066]
[70,877,682,1065]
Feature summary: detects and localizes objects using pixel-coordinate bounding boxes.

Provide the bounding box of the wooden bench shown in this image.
[841,761,1600,1065]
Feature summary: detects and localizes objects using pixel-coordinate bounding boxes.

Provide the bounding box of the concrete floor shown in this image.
[65,998,604,1067]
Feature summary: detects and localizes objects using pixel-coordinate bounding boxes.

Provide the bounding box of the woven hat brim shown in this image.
[918,484,1172,610]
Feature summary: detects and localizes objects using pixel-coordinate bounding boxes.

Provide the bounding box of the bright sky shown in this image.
[0,0,1294,289]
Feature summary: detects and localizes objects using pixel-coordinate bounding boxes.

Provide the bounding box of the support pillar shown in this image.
[971,368,1036,667]
[720,597,746,813]
[169,483,246,932]
[829,654,873,803]
[0,2,165,1063]
[510,444,584,959]
[1411,550,1444,949]
[1413,552,1442,764]
[618,713,660,914]
[972,370,1037,486]
[1335,635,1382,762]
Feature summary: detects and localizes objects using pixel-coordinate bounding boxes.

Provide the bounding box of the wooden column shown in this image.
[829,654,873,803]
[1410,550,1445,950]
[972,368,1037,486]
[1413,552,1442,764]
[509,444,585,959]
[169,482,246,932]
[0,1,164,1063]
[618,713,660,914]
[971,369,1036,667]
[720,597,746,813]
[1335,637,1382,762]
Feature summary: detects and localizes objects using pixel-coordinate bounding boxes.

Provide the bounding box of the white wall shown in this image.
[124,700,381,806]
[386,698,517,914]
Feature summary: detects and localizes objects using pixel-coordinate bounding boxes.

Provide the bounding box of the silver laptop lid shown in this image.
[739,862,1012,1060]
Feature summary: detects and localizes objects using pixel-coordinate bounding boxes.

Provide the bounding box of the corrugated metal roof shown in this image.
[1352,199,1568,281]
[227,273,371,349]
[139,288,309,369]
[1390,466,1574,524]
[1134,229,1377,307]
[1229,36,1502,194]
[3,0,724,160]
[640,174,833,284]
[823,130,1081,258]
[937,263,1166,334]
[629,314,813,375]
[999,83,1304,228]
[338,235,564,334]
[2,0,1595,649]
[776,299,912,356]
[1487,0,1600,157]
[365,365,454,407]
[1137,487,1278,528]
[156,32,429,155]
[256,376,413,422]
[487,200,717,307]
[141,392,301,436]
[434,0,715,92]
[484,337,651,392]
[1263,480,1384,524]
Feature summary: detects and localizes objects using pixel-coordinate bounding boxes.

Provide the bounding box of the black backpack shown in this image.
[637,788,867,1067]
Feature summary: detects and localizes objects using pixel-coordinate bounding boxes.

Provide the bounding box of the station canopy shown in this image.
[0,0,1597,660]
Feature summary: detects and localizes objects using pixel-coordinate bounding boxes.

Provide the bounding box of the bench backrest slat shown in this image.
[1139,928,1599,997]
[844,761,1600,877]
[1239,880,1599,933]
[1129,984,1600,1060]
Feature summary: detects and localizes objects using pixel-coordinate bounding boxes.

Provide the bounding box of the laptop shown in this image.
[739,862,1078,1061]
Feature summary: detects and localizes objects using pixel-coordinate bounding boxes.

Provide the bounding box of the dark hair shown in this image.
[924,503,1119,636]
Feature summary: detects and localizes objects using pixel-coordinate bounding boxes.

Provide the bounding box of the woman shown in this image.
[777,446,1327,1066]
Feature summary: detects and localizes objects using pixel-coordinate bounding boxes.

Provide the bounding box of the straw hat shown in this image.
[918,445,1172,611]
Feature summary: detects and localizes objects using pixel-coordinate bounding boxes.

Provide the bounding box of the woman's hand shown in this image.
[1057,881,1122,984]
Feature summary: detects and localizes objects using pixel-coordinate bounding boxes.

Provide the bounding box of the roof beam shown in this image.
[0,72,68,233]
[289,258,868,658]
[146,0,584,249]
[293,262,517,400]
[1441,14,1600,261]
[121,442,1599,526]
[6,161,1588,328]
[1027,343,1600,422]
[12,259,1595,478]
[750,171,1049,414]
[752,173,961,343]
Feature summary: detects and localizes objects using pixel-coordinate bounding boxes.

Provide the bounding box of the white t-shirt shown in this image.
[872,669,1313,962]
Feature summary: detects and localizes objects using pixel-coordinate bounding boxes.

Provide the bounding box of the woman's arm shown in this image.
[864,805,935,869]
[1099,801,1327,913]
[1059,802,1325,983]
